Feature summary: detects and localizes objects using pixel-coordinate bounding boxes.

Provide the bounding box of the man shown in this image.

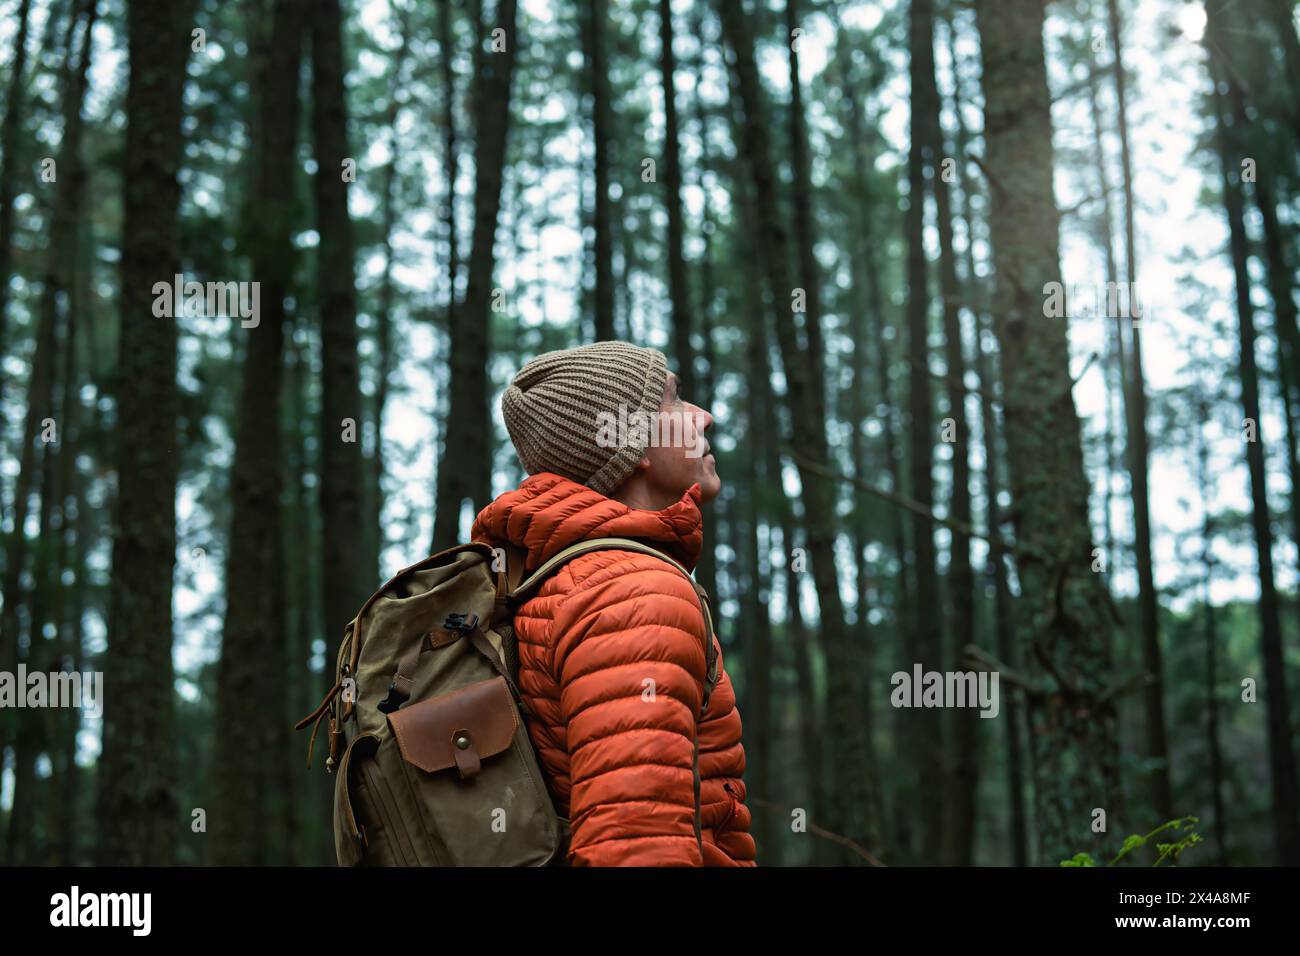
[471,340,756,866]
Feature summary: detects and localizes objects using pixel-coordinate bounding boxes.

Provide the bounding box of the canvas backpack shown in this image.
[295,536,720,866]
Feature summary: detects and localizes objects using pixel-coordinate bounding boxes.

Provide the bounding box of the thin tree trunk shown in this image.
[366,4,411,600]
[784,0,826,419]
[905,0,946,864]
[95,0,194,867]
[0,0,34,527]
[1205,0,1300,864]
[829,4,889,861]
[718,0,873,862]
[432,0,518,549]
[743,318,775,866]
[659,0,693,397]
[1251,167,1300,584]
[688,14,719,637]
[941,6,1027,866]
[1194,396,1229,866]
[913,0,976,865]
[1265,0,1300,140]
[830,3,912,862]
[430,0,461,555]
[1083,49,1121,607]
[1106,0,1173,824]
[312,0,371,646]
[212,0,304,865]
[583,0,614,341]
[5,0,97,866]
[725,62,825,862]
[973,0,1122,865]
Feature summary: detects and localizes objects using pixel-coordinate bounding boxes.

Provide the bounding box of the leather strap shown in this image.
[469,628,532,719]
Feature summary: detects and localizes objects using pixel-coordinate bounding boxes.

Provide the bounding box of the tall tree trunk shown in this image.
[827,10,888,862]
[973,0,1121,865]
[784,0,826,420]
[905,0,947,864]
[718,0,873,862]
[1194,396,1229,866]
[312,0,371,654]
[721,71,782,862]
[1083,45,1122,609]
[687,19,720,667]
[49,1,98,869]
[212,0,304,865]
[742,320,775,865]
[432,0,518,549]
[4,0,97,866]
[583,0,614,341]
[1106,0,1173,824]
[430,0,461,555]
[942,6,1027,865]
[95,0,194,866]
[1265,0,1300,140]
[830,7,910,860]
[1205,0,1300,864]
[1250,153,1300,585]
[913,0,977,865]
[0,0,34,526]
[366,4,411,598]
[659,0,693,398]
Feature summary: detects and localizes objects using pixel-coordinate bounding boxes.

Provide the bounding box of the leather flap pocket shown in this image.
[386,676,519,779]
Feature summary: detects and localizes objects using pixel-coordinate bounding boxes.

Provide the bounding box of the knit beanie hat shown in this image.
[502,341,670,496]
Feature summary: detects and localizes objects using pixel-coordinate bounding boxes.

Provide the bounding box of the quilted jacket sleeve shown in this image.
[549,555,709,866]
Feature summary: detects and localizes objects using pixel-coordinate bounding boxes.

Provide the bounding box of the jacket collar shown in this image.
[471,472,704,573]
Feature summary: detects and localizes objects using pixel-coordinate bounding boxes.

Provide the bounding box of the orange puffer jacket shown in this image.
[472,472,757,866]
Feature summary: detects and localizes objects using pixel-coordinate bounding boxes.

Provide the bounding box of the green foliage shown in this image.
[1059,817,1204,867]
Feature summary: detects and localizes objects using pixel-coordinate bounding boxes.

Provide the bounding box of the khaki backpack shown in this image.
[295,536,719,866]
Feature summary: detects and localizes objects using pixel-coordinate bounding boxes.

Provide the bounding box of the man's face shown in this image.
[639,372,722,503]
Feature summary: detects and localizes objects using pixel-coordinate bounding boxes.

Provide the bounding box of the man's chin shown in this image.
[698,471,723,503]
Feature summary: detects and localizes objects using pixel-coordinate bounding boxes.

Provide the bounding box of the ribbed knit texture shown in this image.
[502,341,669,496]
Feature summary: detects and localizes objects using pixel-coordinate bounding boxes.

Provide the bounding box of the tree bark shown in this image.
[942,6,1027,866]
[1106,0,1173,824]
[583,0,615,341]
[973,0,1122,865]
[906,0,947,864]
[432,0,518,550]
[95,0,194,866]
[659,0,693,398]
[429,0,462,555]
[913,0,977,865]
[0,0,34,527]
[3,0,97,866]
[211,0,304,865]
[1205,0,1300,864]
[718,0,874,862]
[1194,396,1229,866]
[312,0,371,647]
[784,0,827,421]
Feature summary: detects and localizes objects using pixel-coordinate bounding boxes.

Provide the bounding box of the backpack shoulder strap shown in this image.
[510,536,719,708]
